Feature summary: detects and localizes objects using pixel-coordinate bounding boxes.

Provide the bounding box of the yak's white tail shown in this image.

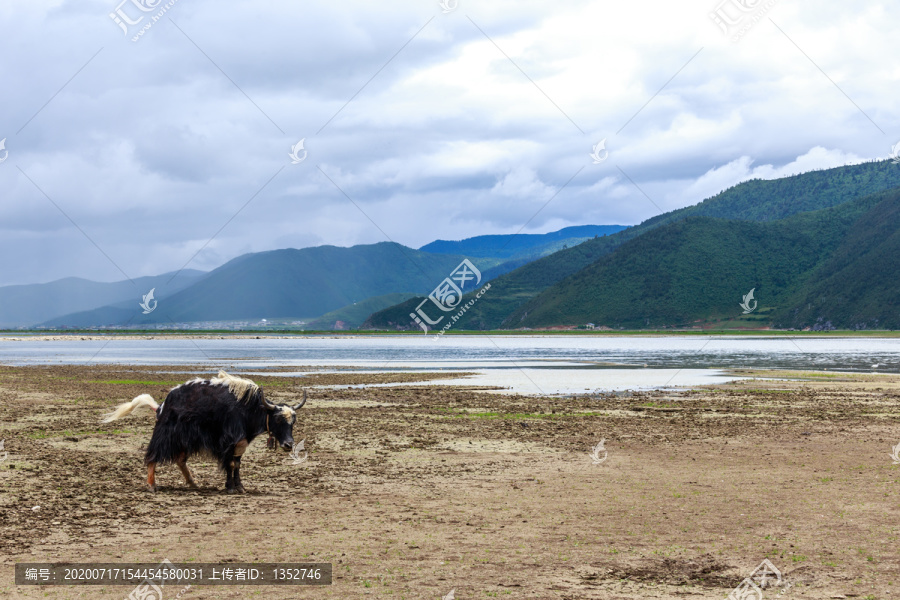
[101,394,159,423]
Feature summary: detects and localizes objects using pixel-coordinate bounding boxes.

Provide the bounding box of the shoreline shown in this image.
[3,330,900,341]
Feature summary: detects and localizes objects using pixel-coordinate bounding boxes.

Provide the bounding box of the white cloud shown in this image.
[490,167,553,198]
[670,146,868,209]
[0,0,897,284]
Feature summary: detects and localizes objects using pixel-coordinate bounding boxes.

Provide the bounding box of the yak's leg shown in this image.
[232,456,244,493]
[224,458,235,493]
[146,462,157,493]
[232,439,248,494]
[224,445,237,494]
[175,452,198,489]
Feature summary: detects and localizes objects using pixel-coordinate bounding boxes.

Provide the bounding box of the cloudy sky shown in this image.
[0,0,897,286]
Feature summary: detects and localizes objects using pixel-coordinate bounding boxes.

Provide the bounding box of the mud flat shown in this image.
[1,364,899,599]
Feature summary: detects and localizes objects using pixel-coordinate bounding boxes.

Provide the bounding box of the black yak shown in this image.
[102,371,306,493]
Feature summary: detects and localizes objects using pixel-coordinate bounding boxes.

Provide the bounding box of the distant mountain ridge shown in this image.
[420,225,627,258]
[0,270,205,328]
[24,224,624,328]
[42,243,468,327]
[21,154,900,332]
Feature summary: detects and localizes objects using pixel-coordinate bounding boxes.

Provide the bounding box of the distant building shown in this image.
[585,323,596,330]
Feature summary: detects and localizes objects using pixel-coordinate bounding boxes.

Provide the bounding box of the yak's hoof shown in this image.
[144,484,158,493]
[235,484,245,494]
[226,487,238,494]
[188,483,199,490]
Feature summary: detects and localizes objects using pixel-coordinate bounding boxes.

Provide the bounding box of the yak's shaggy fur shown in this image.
[102,371,306,492]
[101,393,158,422]
[209,370,259,403]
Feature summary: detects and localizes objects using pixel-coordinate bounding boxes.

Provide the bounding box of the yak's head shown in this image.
[263,389,307,451]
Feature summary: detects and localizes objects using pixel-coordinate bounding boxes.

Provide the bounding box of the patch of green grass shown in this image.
[792,372,842,379]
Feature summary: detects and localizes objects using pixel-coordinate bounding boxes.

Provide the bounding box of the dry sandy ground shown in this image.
[1,365,899,599]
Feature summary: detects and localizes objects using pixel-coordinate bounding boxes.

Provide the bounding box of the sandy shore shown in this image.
[1,364,899,599]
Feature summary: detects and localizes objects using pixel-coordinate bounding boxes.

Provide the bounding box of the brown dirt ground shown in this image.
[1,364,899,599]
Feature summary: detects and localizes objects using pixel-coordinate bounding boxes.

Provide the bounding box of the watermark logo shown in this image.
[125,558,176,600]
[728,577,763,600]
[289,139,308,164]
[740,288,757,314]
[174,584,192,600]
[710,0,778,42]
[438,0,458,13]
[590,139,608,163]
[139,288,158,314]
[110,0,181,42]
[0,440,7,463]
[132,581,189,600]
[0,138,8,164]
[443,589,456,600]
[891,141,900,165]
[749,559,781,589]
[109,0,158,35]
[288,439,308,465]
[409,259,490,337]
[590,439,608,464]
[727,559,791,600]
[411,259,481,329]
[890,442,900,465]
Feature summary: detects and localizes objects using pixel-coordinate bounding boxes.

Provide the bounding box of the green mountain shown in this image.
[772,189,900,330]
[388,159,900,330]
[507,188,890,329]
[0,270,205,328]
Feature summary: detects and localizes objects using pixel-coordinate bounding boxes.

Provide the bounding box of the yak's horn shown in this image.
[293,390,307,410]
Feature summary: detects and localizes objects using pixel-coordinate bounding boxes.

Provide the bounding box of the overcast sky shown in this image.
[0,0,897,286]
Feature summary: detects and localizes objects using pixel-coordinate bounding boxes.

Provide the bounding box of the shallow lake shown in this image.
[0,335,895,394]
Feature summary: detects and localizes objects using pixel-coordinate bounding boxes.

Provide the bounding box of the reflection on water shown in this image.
[279,368,747,395]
